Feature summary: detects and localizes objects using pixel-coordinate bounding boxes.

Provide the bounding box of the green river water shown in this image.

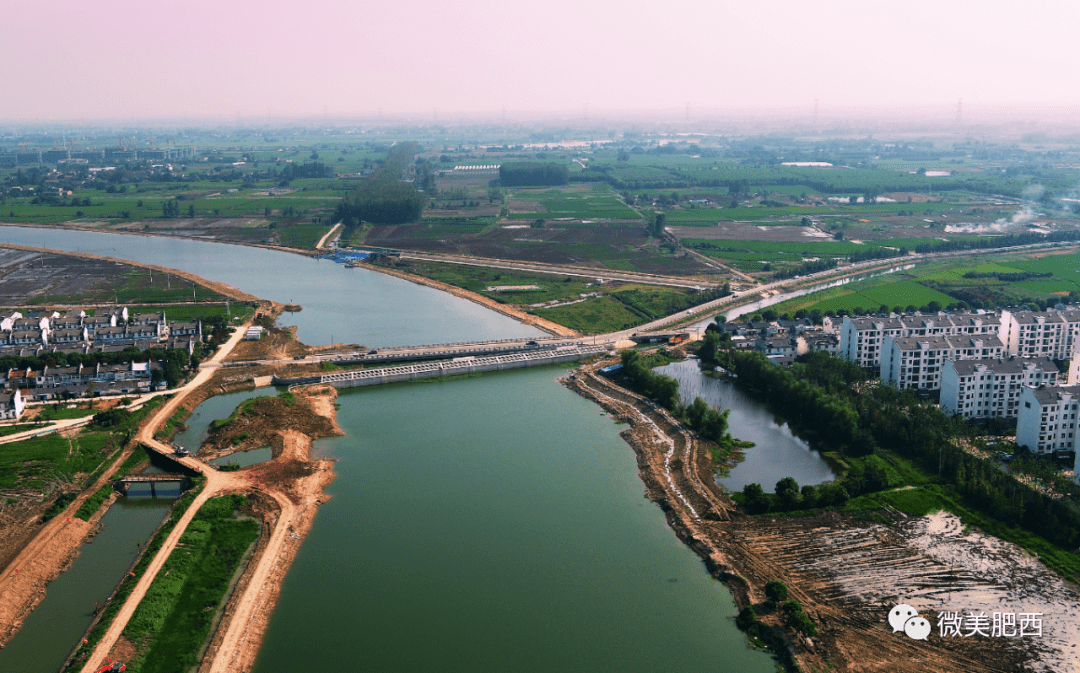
[0,227,793,672]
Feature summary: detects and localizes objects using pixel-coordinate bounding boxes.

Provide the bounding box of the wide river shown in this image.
[0,226,812,672]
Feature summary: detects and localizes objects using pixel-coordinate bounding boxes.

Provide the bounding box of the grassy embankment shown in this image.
[63,481,208,672]
[370,258,722,333]
[118,494,260,673]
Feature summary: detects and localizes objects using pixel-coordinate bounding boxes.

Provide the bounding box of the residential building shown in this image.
[939,357,1058,418]
[1001,309,1080,358]
[799,333,840,355]
[755,335,798,358]
[0,389,25,420]
[881,335,1005,390]
[840,312,1004,370]
[1016,385,1080,455]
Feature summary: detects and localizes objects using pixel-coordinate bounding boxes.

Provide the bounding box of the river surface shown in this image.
[0,226,541,347]
[656,360,835,491]
[0,227,787,672]
[0,497,173,672]
[252,369,774,673]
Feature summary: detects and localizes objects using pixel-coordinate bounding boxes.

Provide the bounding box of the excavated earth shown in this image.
[565,358,1043,673]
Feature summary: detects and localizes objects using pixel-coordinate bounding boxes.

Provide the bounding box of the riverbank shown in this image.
[564,356,1039,672]
[360,260,580,337]
[200,385,342,673]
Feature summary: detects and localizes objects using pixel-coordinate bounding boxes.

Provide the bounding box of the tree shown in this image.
[647,212,666,238]
[775,477,801,510]
[800,216,812,227]
[735,605,758,631]
[742,482,770,514]
[764,580,789,606]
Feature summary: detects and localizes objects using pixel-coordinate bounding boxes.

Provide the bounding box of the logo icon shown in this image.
[889,604,929,640]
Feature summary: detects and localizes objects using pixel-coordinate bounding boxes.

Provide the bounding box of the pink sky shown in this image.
[2,0,1078,121]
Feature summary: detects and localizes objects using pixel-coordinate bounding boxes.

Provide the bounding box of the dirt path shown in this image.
[564,358,1034,672]
[315,223,342,249]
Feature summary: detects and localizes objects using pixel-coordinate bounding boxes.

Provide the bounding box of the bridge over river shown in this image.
[114,472,192,496]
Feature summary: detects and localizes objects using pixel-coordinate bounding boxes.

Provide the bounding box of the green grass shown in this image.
[532,295,649,334]
[683,237,870,257]
[508,184,641,220]
[74,484,113,520]
[0,431,116,489]
[123,495,260,673]
[33,405,98,422]
[128,302,256,324]
[277,223,330,249]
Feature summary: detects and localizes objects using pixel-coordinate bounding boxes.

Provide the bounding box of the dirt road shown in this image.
[565,359,1035,672]
[74,323,256,673]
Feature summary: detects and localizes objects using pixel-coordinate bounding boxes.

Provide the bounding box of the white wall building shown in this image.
[881,335,1005,390]
[939,357,1058,418]
[0,389,25,420]
[840,312,1003,370]
[1001,309,1080,358]
[1017,385,1080,455]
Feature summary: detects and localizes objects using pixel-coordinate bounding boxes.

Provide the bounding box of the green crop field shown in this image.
[508,184,641,220]
[0,430,113,489]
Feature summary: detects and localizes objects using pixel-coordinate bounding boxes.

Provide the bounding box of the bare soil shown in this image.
[565,359,1036,672]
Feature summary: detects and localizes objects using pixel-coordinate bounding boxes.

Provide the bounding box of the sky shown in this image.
[2,0,1079,122]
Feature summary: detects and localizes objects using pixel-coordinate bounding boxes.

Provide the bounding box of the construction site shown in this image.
[564,353,1078,672]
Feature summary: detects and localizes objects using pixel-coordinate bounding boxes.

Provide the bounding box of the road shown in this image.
[396,250,714,289]
[78,321,257,673]
[315,222,342,250]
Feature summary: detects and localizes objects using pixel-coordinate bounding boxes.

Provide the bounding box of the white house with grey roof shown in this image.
[881,334,1005,390]
[1001,309,1080,359]
[940,357,1058,418]
[840,312,1004,370]
[1016,385,1080,455]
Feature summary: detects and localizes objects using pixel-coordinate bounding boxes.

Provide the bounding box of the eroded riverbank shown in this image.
[563,355,1062,672]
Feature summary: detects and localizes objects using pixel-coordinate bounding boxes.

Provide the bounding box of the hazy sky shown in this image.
[3,0,1078,121]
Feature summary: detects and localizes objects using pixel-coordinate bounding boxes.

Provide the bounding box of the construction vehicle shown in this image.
[94,659,126,673]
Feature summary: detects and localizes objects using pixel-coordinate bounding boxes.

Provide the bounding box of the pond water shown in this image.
[0,497,174,672]
[656,359,835,491]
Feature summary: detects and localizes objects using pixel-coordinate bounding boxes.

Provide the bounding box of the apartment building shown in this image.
[880,334,1005,390]
[1016,385,1080,455]
[939,357,1058,418]
[840,312,1003,369]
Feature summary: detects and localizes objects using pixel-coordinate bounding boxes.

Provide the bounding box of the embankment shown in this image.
[563,358,1032,673]
[360,261,580,337]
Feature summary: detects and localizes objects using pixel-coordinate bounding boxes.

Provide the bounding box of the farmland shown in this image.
[761,248,1080,319]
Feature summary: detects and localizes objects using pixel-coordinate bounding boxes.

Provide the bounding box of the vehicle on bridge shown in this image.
[173,445,190,457]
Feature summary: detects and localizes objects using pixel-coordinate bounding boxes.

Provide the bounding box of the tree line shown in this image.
[499,162,569,187]
[722,349,1080,553]
[336,142,425,227]
[614,350,733,446]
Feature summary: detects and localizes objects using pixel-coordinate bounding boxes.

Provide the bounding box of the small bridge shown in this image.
[115,473,192,495]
